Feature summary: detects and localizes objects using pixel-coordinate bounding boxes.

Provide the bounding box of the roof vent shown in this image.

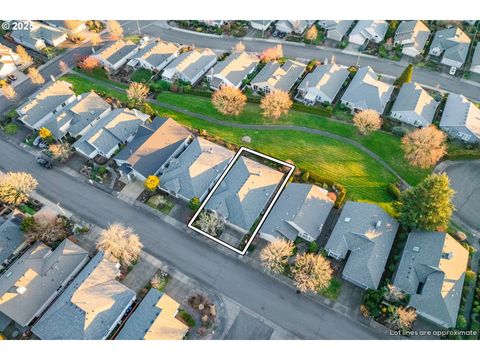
[442,252,453,260]
[344,217,351,223]
[412,246,420,253]
[375,220,382,229]
[16,286,27,295]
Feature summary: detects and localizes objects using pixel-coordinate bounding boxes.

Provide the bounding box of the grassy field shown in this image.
[155,92,430,185]
[59,73,410,213]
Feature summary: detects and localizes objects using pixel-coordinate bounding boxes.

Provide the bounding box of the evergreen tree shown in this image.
[395,64,413,86]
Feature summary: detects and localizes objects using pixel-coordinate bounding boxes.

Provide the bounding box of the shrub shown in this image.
[387,183,401,200]
[178,309,196,327]
[307,241,319,253]
[456,314,467,330]
[391,126,408,137]
[20,216,36,232]
[3,123,18,135]
[465,270,476,285]
[189,197,200,212]
[301,171,310,182]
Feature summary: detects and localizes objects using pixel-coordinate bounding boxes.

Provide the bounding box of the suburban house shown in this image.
[250,20,273,32]
[390,82,439,128]
[127,38,181,72]
[325,201,399,290]
[11,21,67,51]
[341,66,393,114]
[17,80,76,130]
[205,156,284,233]
[42,91,111,140]
[394,20,431,58]
[162,49,217,84]
[94,39,140,72]
[207,51,259,90]
[260,183,334,243]
[32,252,136,340]
[439,93,480,143]
[0,212,26,269]
[250,59,306,94]
[0,240,89,327]
[116,289,188,340]
[469,45,480,75]
[0,44,21,79]
[393,232,468,328]
[115,116,193,182]
[296,63,349,105]
[429,27,471,68]
[73,108,149,159]
[45,20,87,35]
[160,137,234,202]
[348,20,388,46]
[275,20,315,35]
[318,20,354,42]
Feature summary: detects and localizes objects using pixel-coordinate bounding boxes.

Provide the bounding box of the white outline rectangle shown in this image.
[188,146,295,255]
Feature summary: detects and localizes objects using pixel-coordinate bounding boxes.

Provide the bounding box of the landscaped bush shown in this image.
[386,183,401,200]
[362,288,386,318]
[301,171,310,182]
[391,126,408,137]
[149,80,172,93]
[307,241,319,253]
[178,309,196,327]
[3,123,18,135]
[465,270,477,286]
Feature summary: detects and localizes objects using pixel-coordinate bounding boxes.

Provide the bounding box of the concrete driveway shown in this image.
[442,161,480,233]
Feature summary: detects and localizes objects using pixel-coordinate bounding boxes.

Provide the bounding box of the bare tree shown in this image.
[401,126,447,169]
[260,90,293,120]
[352,109,383,135]
[0,172,37,205]
[126,82,149,105]
[260,44,283,62]
[78,56,100,71]
[97,223,143,267]
[90,32,102,46]
[2,84,16,100]
[49,142,73,162]
[233,41,245,53]
[211,86,247,116]
[59,60,69,73]
[387,307,417,331]
[260,239,294,273]
[193,211,223,236]
[16,45,33,67]
[28,67,45,84]
[106,20,124,40]
[24,212,69,245]
[384,284,406,303]
[292,253,333,293]
[305,25,318,43]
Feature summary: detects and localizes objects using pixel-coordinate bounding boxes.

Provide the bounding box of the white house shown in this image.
[275,20,314,35]
[161,49,217,85]
[429,27,471,68]
[207,51,259,90]
[127,38,181,72]
[394,21,431,58]
[250,21,273,31]
[440,94,480,143]
[0,44,21,79]
[349,20,388,46]
[94,39,140,72]
[469,45,480,75]
[11,21,67,51]
[319,20,354,42]
[250,59,305,94]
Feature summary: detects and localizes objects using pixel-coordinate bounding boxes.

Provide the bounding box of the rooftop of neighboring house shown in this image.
[298,63,349,101]
[43,91,111,139]
[96,39,138,66]
[73,108,149,157]
[116,288,188,340]
[393,232,468,328]
[164,48,217,80]
[394,20,431,52]
[341,66,393,113]
[440,93,480,137]
[45,20,86,32]
[205,156,284,231]
[251,59,306,92]
[276,20,313,34]
[349,20,388,41]
[32,251,136,340]
[430,27,471,63]
[17,80,75,128]
[11,21,66,46]
[0,239,89,327]
[325,201,399,289]
[391,82,438,122]
[210,51,259,87]
[0,213,24,266]
[115,116,192,178]
[470,45,480,70]
[0,44,20,65]
[260,183,334,242]
[133,38,180,68]
[320,20,354,36]
[161,137,234,200]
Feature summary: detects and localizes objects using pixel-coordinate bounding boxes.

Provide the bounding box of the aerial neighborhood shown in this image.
[0,18,479,342]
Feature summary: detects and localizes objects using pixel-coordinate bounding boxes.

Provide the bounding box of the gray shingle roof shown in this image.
[391,82,438,124]
[97,40,138,66]
[393,232,468,328]
[260,183,333,242]
[133,39,179,68]
[115,117,192,178]
[394,21,430,54]
[11,21,66,48]
[210,52,259,88]
[161,137,234,200]
[17,80,75,128]
[325,201,399,290]
[32,251,136,340]
[205,156,284,231]
[440,94,480,140]
[0,239,89,327]
[298,63,349,102]
[0,215,24,265]
[430,27,471,64]
[251,59,305,92]
[341,66,393,113]
[470,44,480,71]
[164,49,217,82]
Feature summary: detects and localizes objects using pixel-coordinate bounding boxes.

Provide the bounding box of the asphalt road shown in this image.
[119,20,480,101]
[0,138,386,340]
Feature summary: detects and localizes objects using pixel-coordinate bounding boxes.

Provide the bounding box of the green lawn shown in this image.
[130,68,153,83]
[319,278,342,301]
[3,123,18,135]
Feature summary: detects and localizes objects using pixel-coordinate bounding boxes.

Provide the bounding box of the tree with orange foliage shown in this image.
[260,90,293,120]
[211,86,247,116]
[401,126,446,168]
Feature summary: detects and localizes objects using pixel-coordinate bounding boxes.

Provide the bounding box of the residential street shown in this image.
[0,137,386,340]
[118,20,480,101]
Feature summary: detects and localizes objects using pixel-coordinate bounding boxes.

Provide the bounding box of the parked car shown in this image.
[7,74,17,82]
[272,30,279,37]
[36,157,53,169]
[449,66,457,76]
[38,140,48,149]
[32,136,42,146]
